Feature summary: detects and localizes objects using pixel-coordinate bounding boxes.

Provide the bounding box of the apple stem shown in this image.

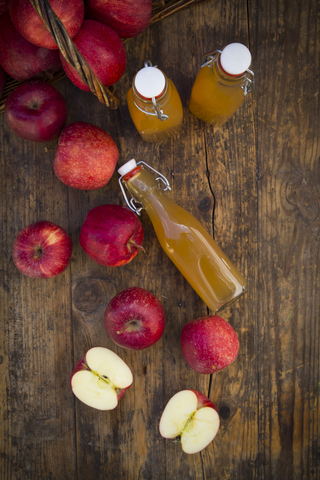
[33,248,42,260]
[127,237,146,253]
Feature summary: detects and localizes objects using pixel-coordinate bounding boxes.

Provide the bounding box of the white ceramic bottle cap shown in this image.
[118,159,137,176]
[220,43,251,76]
[134,66,166,99]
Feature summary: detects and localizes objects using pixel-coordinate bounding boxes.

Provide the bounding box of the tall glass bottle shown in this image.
[189,43,254,126]
[118,159,247,313]
[127,62,183,143]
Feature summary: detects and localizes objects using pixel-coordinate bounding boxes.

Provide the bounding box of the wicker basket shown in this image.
[0,0,207,113]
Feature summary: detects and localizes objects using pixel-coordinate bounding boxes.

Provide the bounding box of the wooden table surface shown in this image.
[1,0,320,479]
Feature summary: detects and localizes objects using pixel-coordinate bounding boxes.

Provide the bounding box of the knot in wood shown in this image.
[295,183,319,223]
[73,278,107,312]
[197,195,212,213]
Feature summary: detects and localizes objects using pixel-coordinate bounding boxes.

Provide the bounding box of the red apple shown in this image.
[0,12,61,82]
[12,220,72,279]
[85,0,152,38]
[104,287,166,350]
[79,204,144,267]
[159,389,220,454]
[181,315,239,374]
[0,65,6,98]
[60,19,126,91]
[5,81,68,143]
[53,122,119,190]
[71,347,133,410]
[9,0,84,50]
[0,0,9,15]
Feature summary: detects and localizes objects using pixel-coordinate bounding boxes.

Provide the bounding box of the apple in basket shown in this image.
[9,0,84,50]
[70,347,133,410]
[12,220,72,279]
[79,204,144,267]
[5,81,68,143]
[0,12,61,82]
[59,19,127,90]
[104,287,166,350]
[159,390,220,454]
[85,0,152,38]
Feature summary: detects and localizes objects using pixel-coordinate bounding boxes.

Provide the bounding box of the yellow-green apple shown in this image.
[53,122,119,190]
[9,0,84,50]
[5,80,68,142]
[70,347,133,410]
[12,220,72,279]
[0,0,8,15]
[85,0,152,38]
[181,315,239,374]
[159,390,220,454]
[104,287,166,350]
[60,19,126,90]
[79,204,144,267]
[0,65,6,98]
[0,12,61,81]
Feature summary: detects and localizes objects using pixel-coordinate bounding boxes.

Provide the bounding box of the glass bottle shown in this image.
[189,43,254,126]
[118,159,247,313]
[127,61,183,143]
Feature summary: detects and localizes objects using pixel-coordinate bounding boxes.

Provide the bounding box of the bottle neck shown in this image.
[211,53,248,87]
[123,167,163,207]
[132,77,171,115]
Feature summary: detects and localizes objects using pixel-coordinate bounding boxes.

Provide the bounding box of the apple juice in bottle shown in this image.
[118,159,247,313]
[127,62,183,143]
[189,43,254,126]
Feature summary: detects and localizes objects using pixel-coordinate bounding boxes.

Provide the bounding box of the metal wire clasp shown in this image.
[118,161,171,216]
[133,61,169,121]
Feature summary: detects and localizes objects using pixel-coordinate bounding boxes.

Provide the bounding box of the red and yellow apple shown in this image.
[9,0,84,50]
[0,12,61,82]
[104,287,166,350]
[53,122,119,190]
[12,220,72,279]
[85,0,152,38]
[70,347,133,410]
[181,315,240,374]
[60,19,126,90]
[79,204,144,267]
[159,389,220,454]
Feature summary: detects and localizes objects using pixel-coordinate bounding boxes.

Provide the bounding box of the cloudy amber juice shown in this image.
[127,79,183,143]
[189,58,247,126]
[123,166,247,312]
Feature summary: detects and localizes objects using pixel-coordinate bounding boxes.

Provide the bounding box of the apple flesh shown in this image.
[85,0,152,38]
[159,390,220,454]
[60,19,126,91]
[104,287,166,350]
[53,121,119,190]
[0,12,61,82]
[80,204,144,267]
[181,315,240,374]
[9,0,84,50]
[5,81,68,143]
[12,220,72,279]
[70,347,133,410]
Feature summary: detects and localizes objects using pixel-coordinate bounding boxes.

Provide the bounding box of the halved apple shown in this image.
[70,347,133,410]
[159,389,220,454]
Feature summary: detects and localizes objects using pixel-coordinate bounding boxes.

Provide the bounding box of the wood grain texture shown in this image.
[0,0,319,478]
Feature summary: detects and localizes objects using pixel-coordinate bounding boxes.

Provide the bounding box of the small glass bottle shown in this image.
[118,159,247,313]
[127,62,183,143]
[189,43,254,126]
